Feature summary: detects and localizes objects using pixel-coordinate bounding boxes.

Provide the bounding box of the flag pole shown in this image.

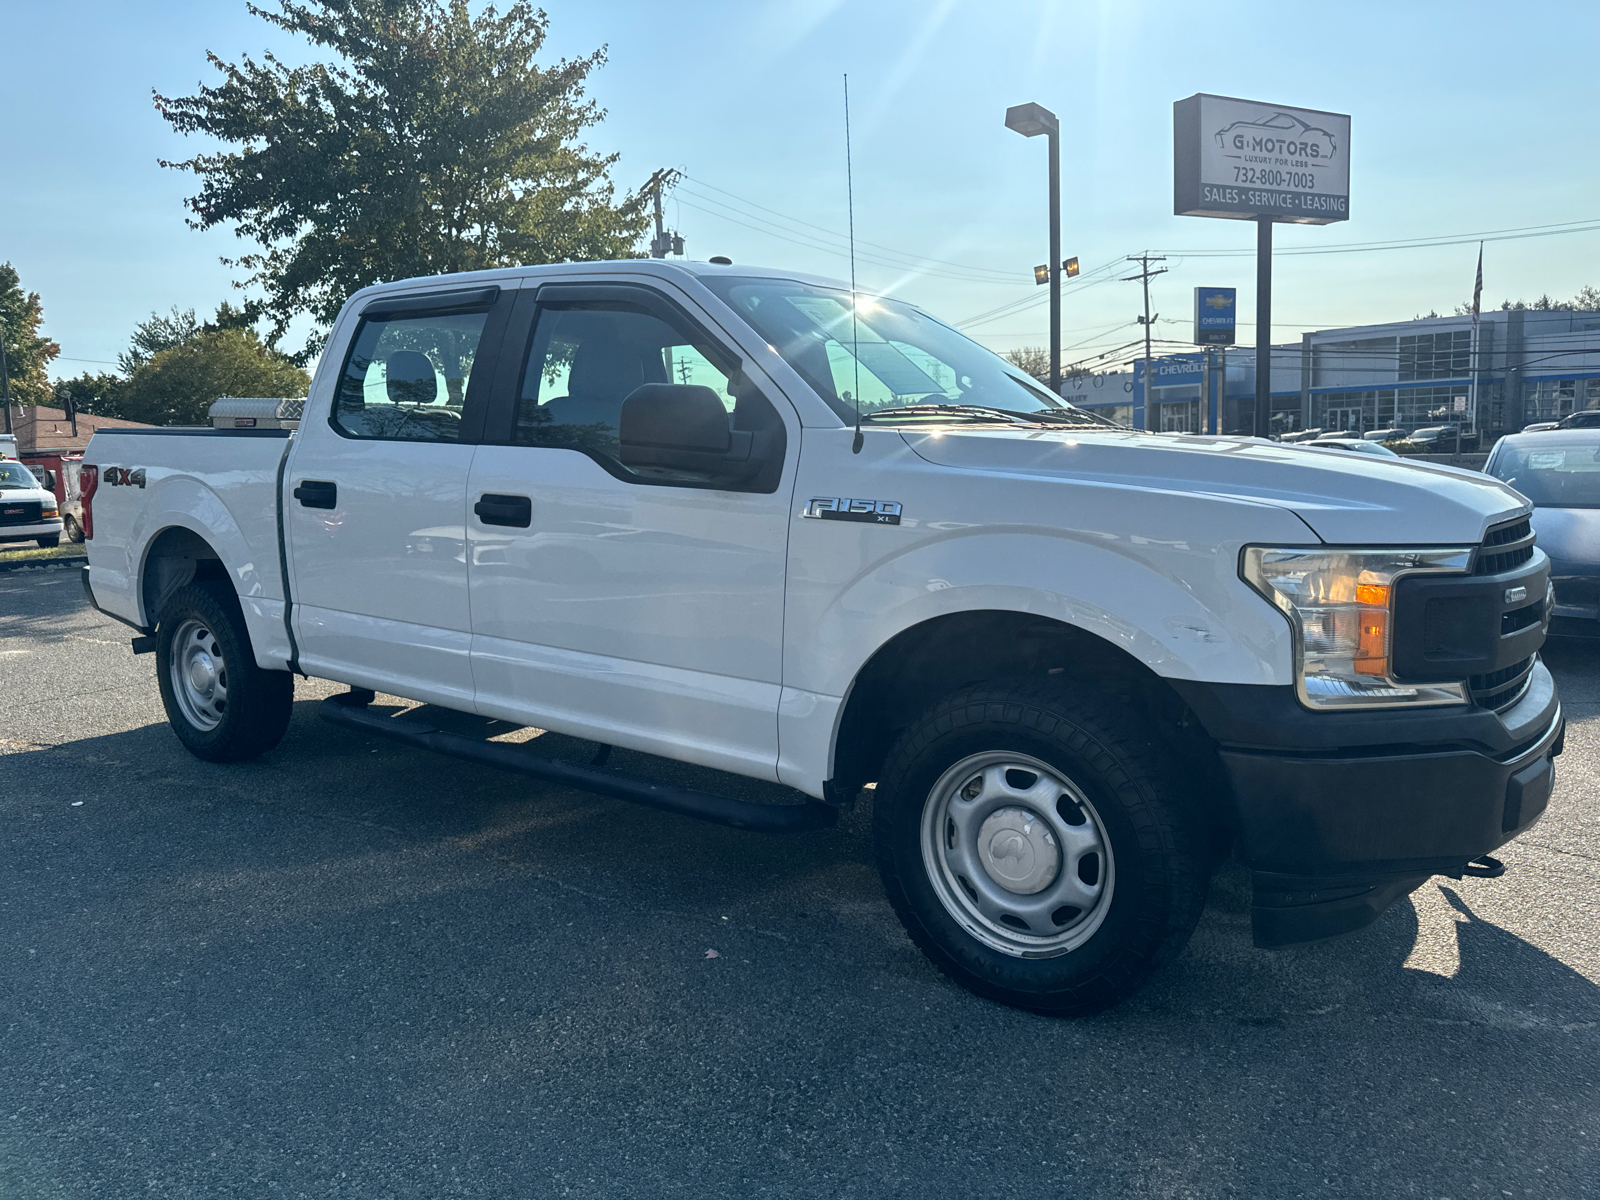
[1469,241,1484,433]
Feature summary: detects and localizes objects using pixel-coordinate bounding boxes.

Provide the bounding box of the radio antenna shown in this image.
[845,73,863,453]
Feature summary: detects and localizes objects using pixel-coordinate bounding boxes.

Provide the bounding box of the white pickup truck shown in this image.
[82,260,1563,1015]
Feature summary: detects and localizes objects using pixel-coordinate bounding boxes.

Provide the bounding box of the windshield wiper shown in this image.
[859,404,1057,425]
[860,403,1117,429]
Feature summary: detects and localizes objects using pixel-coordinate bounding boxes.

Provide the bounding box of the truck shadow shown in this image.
[3,702,1595,1196]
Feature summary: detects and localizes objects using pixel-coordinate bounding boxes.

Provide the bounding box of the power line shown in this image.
[680,175,1022,282]
[1159,216,1600,259]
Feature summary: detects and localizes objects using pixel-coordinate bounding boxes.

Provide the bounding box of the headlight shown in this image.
[1242,546,1474,710]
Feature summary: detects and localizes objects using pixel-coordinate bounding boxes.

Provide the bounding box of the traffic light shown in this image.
[1063,257,1080,278]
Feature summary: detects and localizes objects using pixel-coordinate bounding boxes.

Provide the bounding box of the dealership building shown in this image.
[1067,307,1600,438]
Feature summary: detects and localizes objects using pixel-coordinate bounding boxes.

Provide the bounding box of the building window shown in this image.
[1398,331,1470,382]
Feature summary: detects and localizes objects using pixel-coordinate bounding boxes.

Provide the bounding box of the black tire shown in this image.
[37,534,60,549]
[154,580,293,763]
[62,515,83,543]
[874,679,1206,1017]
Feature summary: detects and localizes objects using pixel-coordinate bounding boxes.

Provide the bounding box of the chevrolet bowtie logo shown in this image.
[1205,294,1232,309]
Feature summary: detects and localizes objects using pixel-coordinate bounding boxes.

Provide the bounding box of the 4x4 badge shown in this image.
[803,497,902,525]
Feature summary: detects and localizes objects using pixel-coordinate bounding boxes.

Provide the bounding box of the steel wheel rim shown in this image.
[920,750,1115,958]
[169,617,229,732]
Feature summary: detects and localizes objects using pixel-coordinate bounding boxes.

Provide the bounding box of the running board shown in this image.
[318,695,837,834]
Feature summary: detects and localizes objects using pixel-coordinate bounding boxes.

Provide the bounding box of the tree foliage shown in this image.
[1004,346,1052,383]
[119,306,203,374]
[1,263,61,407]
[53,371,125,418]
[1455,285,1600,315]
[155,0,651,357]
[115,327,310,425]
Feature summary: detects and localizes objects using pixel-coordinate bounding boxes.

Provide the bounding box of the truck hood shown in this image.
[900,427,1527,545]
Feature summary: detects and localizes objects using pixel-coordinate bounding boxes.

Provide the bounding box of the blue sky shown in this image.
[4,0,1600,376]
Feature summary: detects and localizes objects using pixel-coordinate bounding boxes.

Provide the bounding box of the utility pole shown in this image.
[0,323,13,437]
[643,168,686,259]
[1123,254,1167,430]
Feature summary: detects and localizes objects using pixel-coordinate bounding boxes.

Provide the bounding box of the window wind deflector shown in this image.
[361,285,501,318]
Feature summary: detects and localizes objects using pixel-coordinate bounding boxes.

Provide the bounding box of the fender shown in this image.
[776,429,1324,795]
[127,474,291,669]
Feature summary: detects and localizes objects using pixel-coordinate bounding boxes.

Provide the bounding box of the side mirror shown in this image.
[38,469,55,491]
[620,384,765,481]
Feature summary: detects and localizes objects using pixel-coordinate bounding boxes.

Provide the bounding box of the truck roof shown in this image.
[347,258,860,306]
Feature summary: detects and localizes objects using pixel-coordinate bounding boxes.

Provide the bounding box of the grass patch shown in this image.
[0,541,87,564]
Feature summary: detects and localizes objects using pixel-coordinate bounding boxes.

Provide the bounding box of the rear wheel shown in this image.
[874,679,1206,1017]
[155,580,293,762]
[37,534,60,549]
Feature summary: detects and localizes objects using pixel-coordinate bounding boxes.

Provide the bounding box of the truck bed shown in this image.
[83,427,295,668]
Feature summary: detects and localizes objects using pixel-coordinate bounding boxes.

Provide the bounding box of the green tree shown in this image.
[1,263,61,408]
[53,371,125,418]
[155,0,651,358]
[1004,346,1052,383]
[116,327,310,425]
[118,306,202,374]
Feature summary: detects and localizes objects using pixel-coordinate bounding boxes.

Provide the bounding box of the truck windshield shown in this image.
[0,463,39,489]
[1487,436,1600,508]
[701,277,1113,428]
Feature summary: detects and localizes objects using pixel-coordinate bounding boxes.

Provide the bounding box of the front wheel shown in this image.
[62,515,83,543]
[155,580,293,762]
[874,680,1207,1017]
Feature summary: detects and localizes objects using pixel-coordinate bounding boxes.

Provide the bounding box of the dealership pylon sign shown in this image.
[1174,94,1350,225]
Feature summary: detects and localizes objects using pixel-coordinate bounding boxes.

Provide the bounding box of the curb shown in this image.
[0,552,86,574]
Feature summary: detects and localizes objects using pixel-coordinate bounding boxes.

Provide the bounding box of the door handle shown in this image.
[474,493,532,528]
[294,480,337,509]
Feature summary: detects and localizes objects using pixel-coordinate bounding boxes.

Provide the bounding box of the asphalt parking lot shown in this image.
[2,563,1596,1199]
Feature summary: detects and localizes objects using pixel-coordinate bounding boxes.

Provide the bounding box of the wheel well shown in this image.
[142,527,229,625]
[831,610,1234,830]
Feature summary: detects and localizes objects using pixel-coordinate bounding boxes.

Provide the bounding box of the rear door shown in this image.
[464,281,798,779]
[285,284,512,708]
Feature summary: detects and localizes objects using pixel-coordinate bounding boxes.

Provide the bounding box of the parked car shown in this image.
[81,259,1563,1016]
[1556,410,1600,430]
[1407,424,1480,451]
[1521,421,1561,434]
[1485,429,1600,636]
[0,459,65,548]
[1362,428,1406,442]
[1302,438,1400,458]
[1312,430,1359,442]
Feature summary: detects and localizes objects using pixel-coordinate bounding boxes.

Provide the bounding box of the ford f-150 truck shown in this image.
[81,260,1563,1015]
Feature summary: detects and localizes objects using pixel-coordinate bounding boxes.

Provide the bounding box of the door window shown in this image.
[513,298,786,491]
[333,309,491,442]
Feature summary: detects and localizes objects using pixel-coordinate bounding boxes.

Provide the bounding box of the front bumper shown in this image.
[1172,663,1563,947]
[0,519,64,541]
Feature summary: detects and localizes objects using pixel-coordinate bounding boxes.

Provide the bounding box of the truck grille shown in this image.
[1469,655,1536,712]
[1474,517,1534,576]
[0,501,42,526]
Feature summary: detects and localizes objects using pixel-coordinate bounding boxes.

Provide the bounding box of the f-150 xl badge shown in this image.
[803,497,902,525]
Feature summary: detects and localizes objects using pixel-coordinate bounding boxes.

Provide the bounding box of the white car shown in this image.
[0,459,65,548]
[81,259,1563,1016]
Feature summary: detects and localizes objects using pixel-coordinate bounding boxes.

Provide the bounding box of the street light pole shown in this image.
[1006,102,1061,395]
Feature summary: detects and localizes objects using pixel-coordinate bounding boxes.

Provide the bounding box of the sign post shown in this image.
[1175,94,1350,438]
